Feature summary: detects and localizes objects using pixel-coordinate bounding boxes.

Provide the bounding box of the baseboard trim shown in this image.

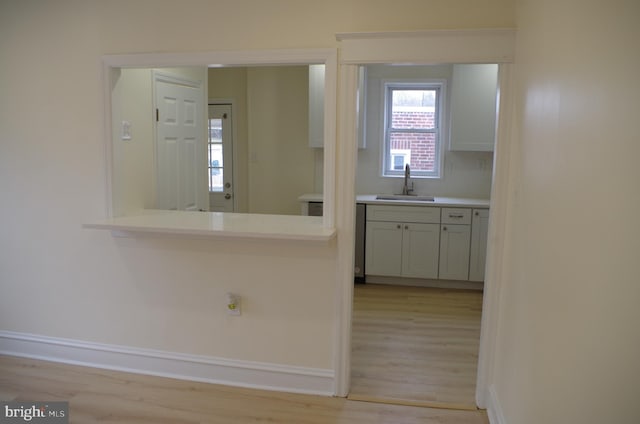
[365,276,484,291]
[347,393,478,411]
[486,384,506,424]
[0,331,334,396]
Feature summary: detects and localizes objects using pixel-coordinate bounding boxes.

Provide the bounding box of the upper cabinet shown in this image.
[308,64,325,148]
[309,64,366,149]
[449,64,498,152]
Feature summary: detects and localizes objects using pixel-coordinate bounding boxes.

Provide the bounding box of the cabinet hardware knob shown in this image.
[404,225,409,230]
[475,211,479,216]
[397,224,401,229]
[443,226,447,231]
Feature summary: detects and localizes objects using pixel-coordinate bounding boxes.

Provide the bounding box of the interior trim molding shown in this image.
[336,28,516,65]
[475,63,517,408]
[486,384,507,424]
[335,28,516,41]
[332,30,516,401]
[102,47,337,231]
[0,331,335,396]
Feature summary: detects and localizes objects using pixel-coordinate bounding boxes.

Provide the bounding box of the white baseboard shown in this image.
[0,331,334,396]
[365,276,484,291]
[486,384,506,424]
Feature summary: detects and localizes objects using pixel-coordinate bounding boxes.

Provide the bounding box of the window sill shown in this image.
[83,210,336,243]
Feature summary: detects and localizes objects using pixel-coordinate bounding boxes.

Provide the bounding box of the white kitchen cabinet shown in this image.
[357,66,367,149]
[439,224,471,280]
[365,205,440,279]
[365,204,489,282]
[449,64,498,152]
[365,221,403,276]
[469,208,490,281]
[402,223,440,278]
[308,64,325,148]
[439,208,472,280]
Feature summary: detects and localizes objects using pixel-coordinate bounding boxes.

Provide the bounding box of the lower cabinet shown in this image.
[366,205,490,282]
[366,206,440,279]
[469,208,490,281]
[439,224,471,280]
[365,221,403,276]
[402,223,440,278]
[439,208,472,280]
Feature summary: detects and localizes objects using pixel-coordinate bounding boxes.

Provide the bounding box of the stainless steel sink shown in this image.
[376,194,435,202]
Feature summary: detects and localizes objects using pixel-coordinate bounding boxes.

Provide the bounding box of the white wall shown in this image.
[247,67,317,215]
[0,0,514,386]
[111,68,155,215]
[356,64,494,198]
[490,0,640,422]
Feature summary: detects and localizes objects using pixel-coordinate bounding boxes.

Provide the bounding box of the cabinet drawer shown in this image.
[441,208,471,225]
[367,205,440,224]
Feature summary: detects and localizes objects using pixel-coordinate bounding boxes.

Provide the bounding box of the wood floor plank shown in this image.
[0,355,488,424]
[350,284,483,409]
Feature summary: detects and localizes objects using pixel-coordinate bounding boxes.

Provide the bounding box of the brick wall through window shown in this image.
[391,111,436,172]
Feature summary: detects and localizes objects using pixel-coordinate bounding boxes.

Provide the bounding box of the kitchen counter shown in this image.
[84,209,336,242]
[298,194,490,208]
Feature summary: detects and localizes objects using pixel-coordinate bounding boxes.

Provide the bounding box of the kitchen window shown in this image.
[382,81,445,178]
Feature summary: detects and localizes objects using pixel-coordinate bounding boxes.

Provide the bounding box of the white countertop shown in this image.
[84,210,336,242]
[298,193,490,208]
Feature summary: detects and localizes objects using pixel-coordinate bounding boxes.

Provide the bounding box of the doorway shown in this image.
[208,103,234,212]
[347,63,497,409]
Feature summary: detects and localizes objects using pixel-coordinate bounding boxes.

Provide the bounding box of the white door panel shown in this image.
[156,138,178,210]
[154,72,207,211]
[181,137,198,211]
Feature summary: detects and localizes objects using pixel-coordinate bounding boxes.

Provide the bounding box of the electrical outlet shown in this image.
[226,293,241,316]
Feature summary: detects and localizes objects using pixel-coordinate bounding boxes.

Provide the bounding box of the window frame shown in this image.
[381,79,446,179]
[207,115,224,192]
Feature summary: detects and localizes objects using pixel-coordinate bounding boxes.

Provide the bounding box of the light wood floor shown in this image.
[0,355,488,423]
[350,284,484,409]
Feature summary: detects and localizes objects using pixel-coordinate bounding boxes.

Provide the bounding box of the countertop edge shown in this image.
[83,211,336,243]
[298,193,490,208]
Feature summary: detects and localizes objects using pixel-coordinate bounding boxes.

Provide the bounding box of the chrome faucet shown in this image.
[401,163,414,195]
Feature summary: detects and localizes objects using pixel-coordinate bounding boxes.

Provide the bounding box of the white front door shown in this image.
[154,72,207,211]
[208,104,234,212]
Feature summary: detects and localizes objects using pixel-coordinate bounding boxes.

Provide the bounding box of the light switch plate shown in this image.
[121,120,132,141]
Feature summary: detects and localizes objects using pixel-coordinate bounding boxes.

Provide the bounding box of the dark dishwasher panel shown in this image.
[354,203,365,282]
[308,201,323,216]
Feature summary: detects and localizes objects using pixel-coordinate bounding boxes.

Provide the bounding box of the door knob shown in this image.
[224,193,231,199]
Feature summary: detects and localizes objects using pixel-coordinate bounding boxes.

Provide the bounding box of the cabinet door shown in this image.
[308,64,324,147]
[365,221,403,276]
[439,224,471,280]
[469,209,490,281]
[449,64,498,152]
[402,223,440,279]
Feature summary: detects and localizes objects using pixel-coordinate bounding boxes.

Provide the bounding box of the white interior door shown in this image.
[208,104,234,212]
[154,72,207,211]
